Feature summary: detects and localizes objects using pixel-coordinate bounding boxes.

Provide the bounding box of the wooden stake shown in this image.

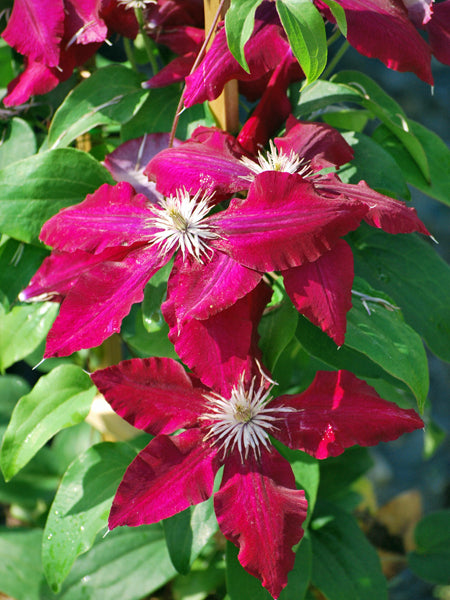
[203,0,239,133]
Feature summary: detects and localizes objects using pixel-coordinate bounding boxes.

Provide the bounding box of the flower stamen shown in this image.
[148,188,219,263]
[240,140,315,181]
[202,370,293,461]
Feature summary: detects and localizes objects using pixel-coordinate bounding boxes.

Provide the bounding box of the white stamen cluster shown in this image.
[202,372,291,461]
[148,188,218,262]
[118,0,156,10]
[240,140,315,180]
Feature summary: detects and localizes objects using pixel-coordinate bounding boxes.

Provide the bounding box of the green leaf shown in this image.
[122,304,177,359]
[322,108,370,133]
[259,282,299,371]
[318,447,373,500]
[226,536,312,600]
[373,119,450,206]
[273,441,320,526]
[0,117,36,169]
[345,278,429,409]
[225,0,263,72]
[0,302,58,372]
[163,497,218,574]
[0,148,114,244]
[295,314,401,382]
[279,535,311,600]
[331,71,430,181]
[120,86,210,142]
[0,38,13,89]
[408,510,450,584]
[226,541,272,600]
[42,441,139,592]
[0,375,30,439]
[0,528,52,600]
[0,365,96,480]
[277,0,327,85]
[338,131,410,201]
[0,238,48,308]
[319,0,347,35]
[0,447,60,509]
[57,525,177,600]
[48,65,148,148]
[294,79,362,118]
[351,226,450,363]
[311,505,387,600]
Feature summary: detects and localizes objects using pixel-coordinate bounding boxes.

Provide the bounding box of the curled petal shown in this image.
[163,279,270,397]
[272,370,424,459]
[40,182,156,254]
[167,251,263,323]
[104,133,179,199]
[145,126,250,199]
[214,446,307,599]
[315,0,433,83]
[44,245,169,357]
[2,0,64,67]
[109,429,220,529]
[211,172,367,271]
[283,240,354,346]
[276,116,354,167]
[317,176,430,235]
[91,357,208,435]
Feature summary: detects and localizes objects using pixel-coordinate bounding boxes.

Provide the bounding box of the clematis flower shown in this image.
[20,163,366,357]
[143,0,303,134]
[314,0,450,85]
[145,117,429,345]
[1,0,138,106]
[91,355,424,598]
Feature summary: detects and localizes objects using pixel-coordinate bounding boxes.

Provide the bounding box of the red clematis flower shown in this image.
[315,0,450,85]
[20,160,366,357]
[1,0,139,106]
[145,118,429,345]
[91,355,424,598]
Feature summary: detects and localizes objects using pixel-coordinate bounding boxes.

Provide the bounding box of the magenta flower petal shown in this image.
[3,59,62,107]
[104,134,180,199]
[163,281,271,397]
[65,0,108,45]
[166,251,263,324]
[109,428,220,529]
[44,246,169,357]
[283,240,354,346]
[91,358,208,435]
[237,51,297,156]
[144,127,250,199]
[275,116,354,168]
[272,370,424,459]
[2,0,64,67]
[315,0,433,83]
[427,0,450,65]
[183,8,290,107]
[19,247,130,304]
[40,182,157,254]
[317,176,430,235]
[214,446,307,599]
[211,172,368,271]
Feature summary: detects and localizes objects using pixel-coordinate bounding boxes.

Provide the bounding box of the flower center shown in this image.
[117,0,157,10]
[202,371,288,460]
[148,188,219,263]
[240,140,314,180]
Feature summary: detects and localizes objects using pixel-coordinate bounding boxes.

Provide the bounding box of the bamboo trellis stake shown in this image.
[203,0,240,133]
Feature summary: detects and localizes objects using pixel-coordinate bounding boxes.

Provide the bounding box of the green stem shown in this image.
[322,39,349,80]
[123,37,138,72]
[327,28,341,47]
[134,6,159,74]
